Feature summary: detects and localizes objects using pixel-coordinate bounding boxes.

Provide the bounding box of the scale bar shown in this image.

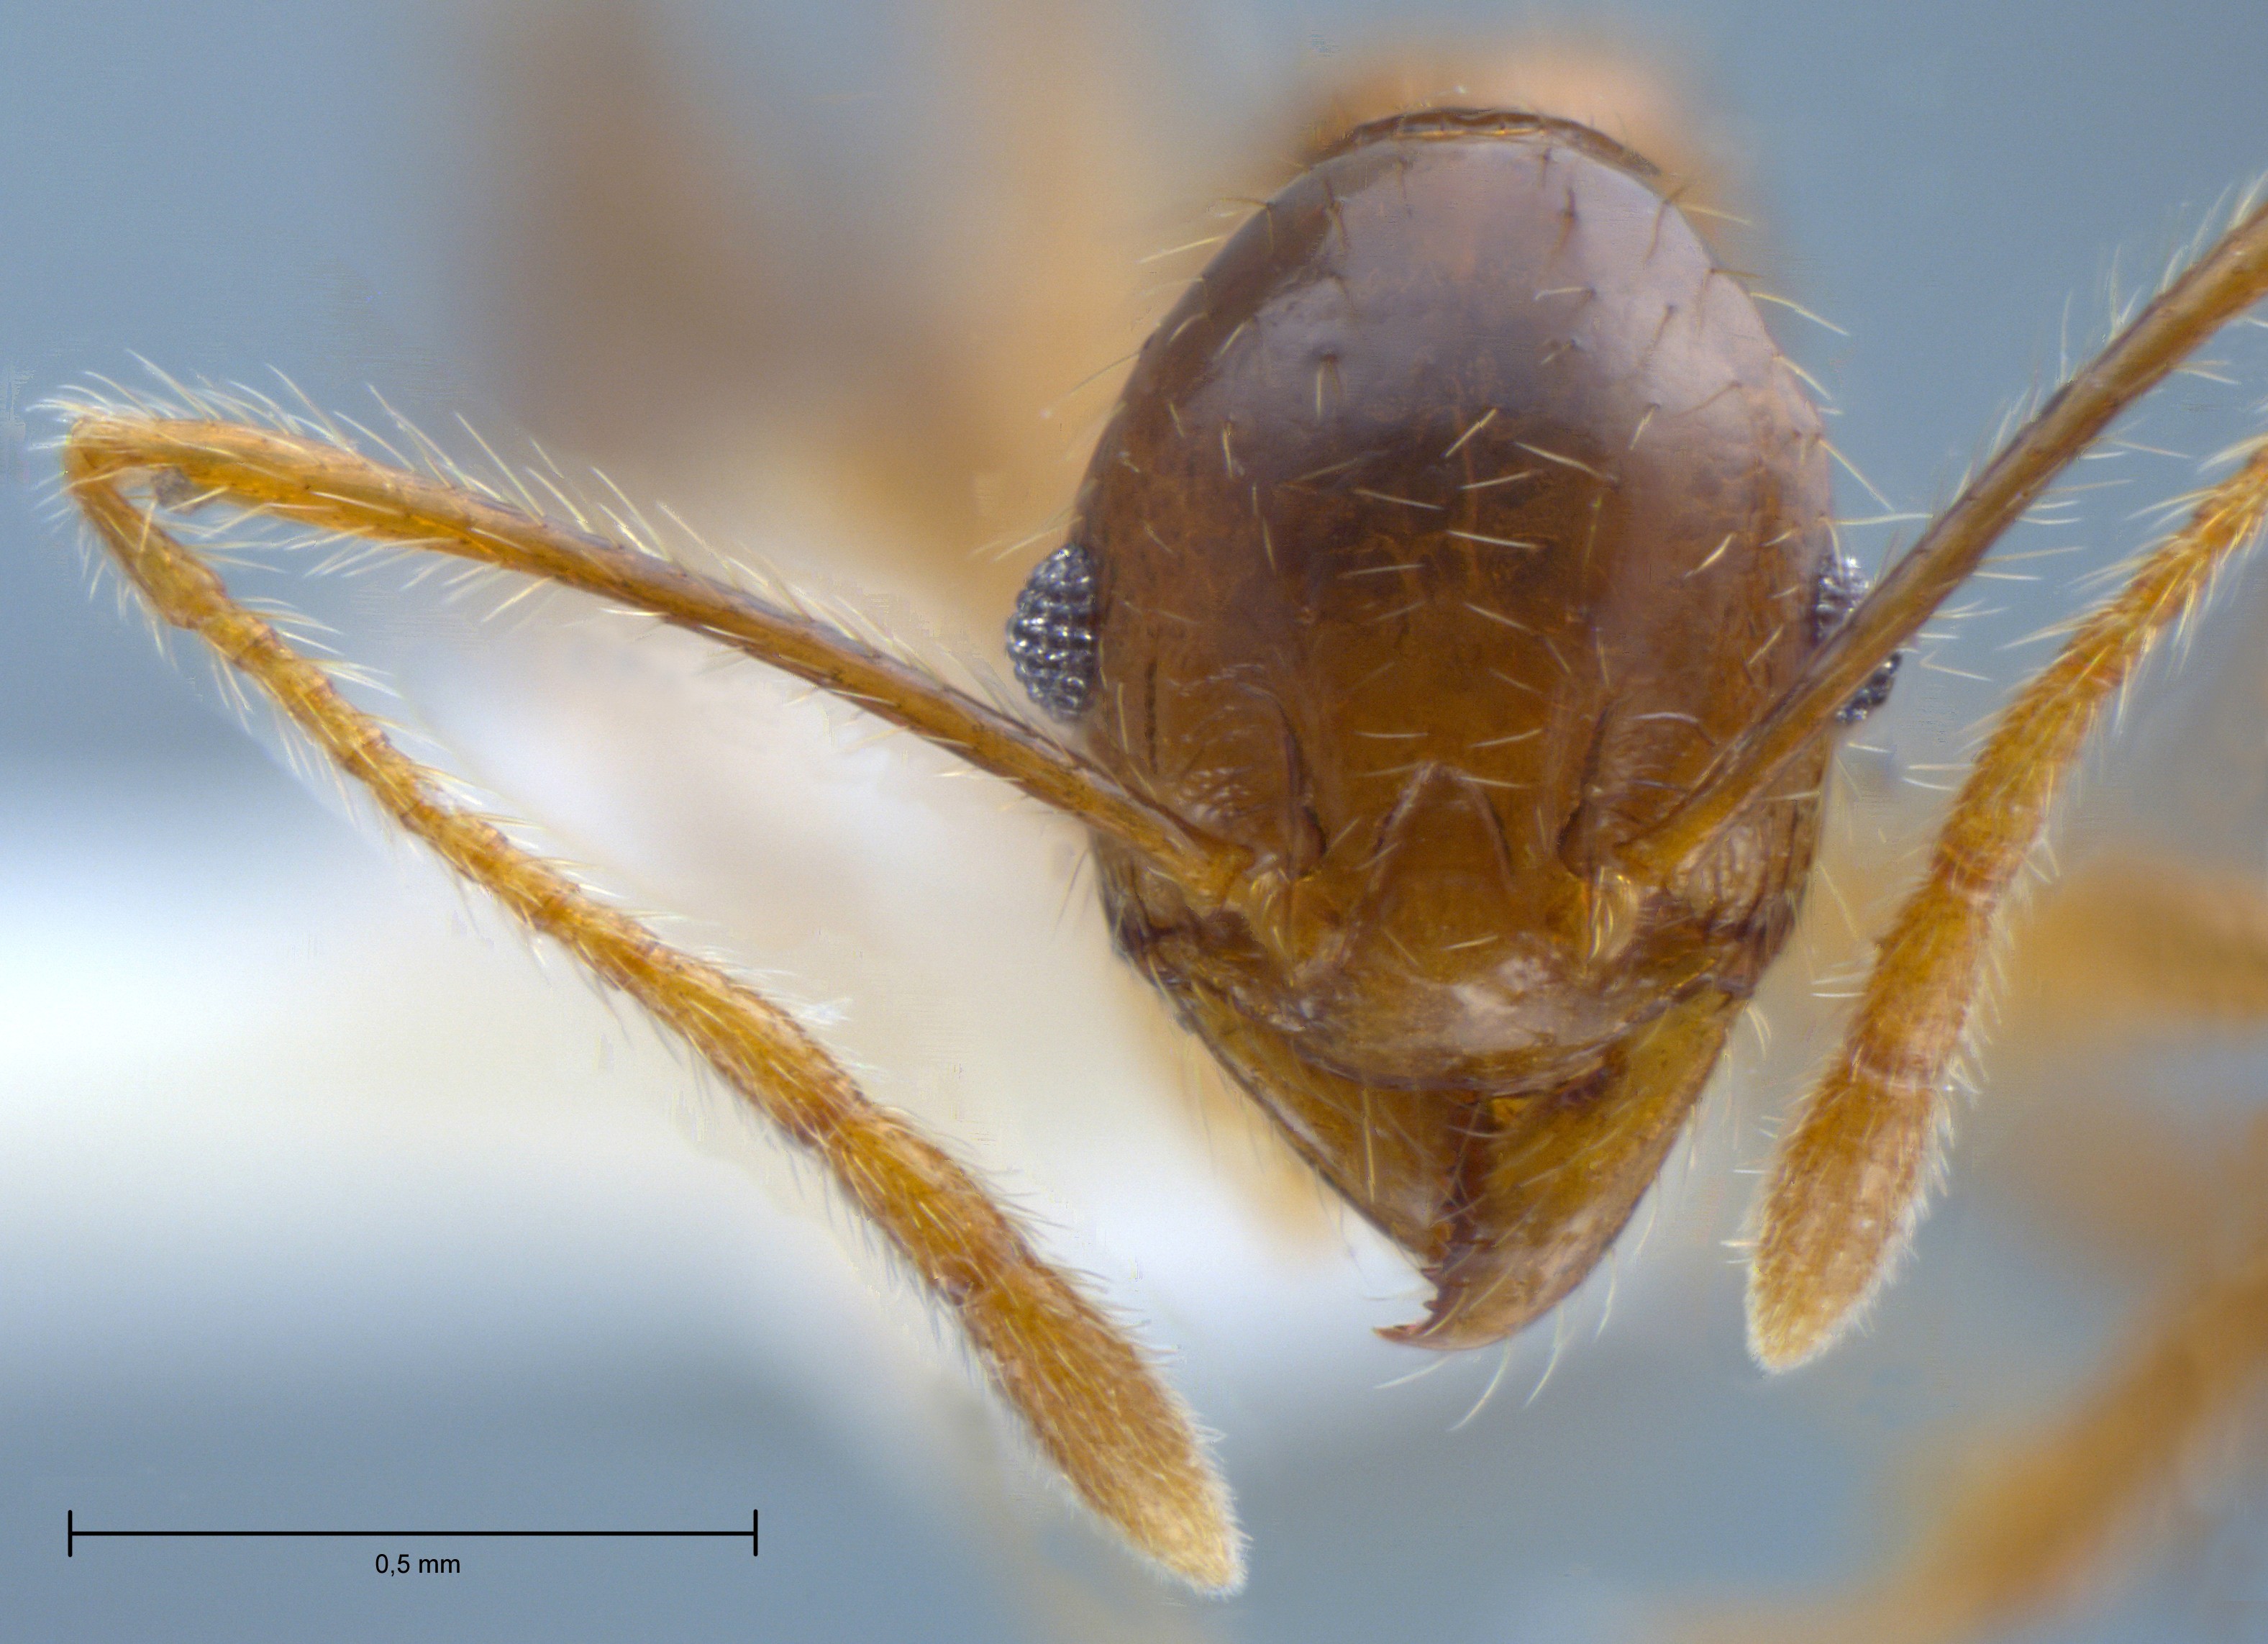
[68,1509,757,1557]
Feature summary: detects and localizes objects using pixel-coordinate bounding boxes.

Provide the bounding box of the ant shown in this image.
[51,106,2268,1594]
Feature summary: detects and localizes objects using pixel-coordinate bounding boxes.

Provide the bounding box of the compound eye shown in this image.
[1813,550,1902,726]
[1837,652,1902,725]
[1007,541,1101,720]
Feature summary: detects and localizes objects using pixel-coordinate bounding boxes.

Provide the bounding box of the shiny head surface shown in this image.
[1042,111,1847,1344]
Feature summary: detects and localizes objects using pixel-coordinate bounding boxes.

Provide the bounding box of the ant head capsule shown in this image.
[1058,111,1844,1322]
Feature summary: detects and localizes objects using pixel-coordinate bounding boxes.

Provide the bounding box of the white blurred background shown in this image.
[8,3,2268,1640]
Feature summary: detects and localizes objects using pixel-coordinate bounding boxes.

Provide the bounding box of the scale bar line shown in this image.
[68,1509,758,1557]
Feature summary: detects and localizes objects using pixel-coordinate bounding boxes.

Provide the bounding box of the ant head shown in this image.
[1040,112,1838,1092]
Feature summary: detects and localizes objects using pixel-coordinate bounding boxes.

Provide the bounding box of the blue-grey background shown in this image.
[7,3,2268,1640]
